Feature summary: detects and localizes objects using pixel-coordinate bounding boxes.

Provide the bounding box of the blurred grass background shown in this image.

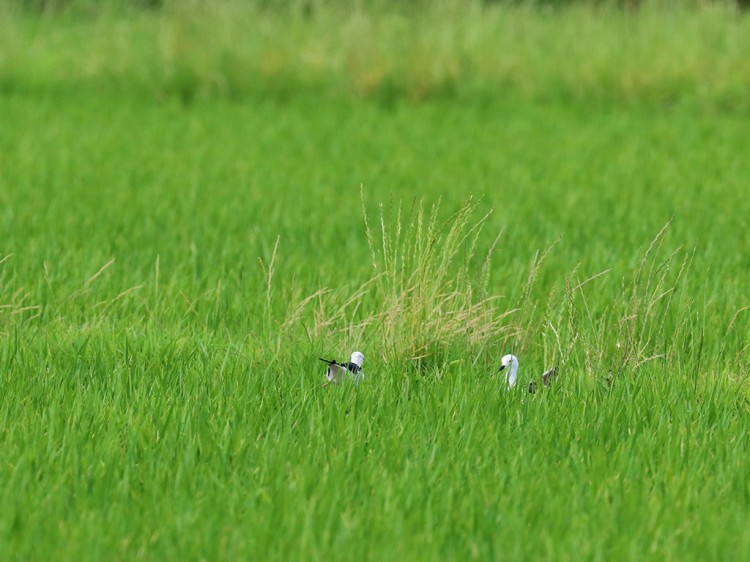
[1,0,749,107]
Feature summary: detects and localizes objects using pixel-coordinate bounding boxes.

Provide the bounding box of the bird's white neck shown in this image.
[506,362,519,389]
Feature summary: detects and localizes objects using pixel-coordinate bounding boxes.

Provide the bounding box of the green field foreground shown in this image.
[1,3,750,561]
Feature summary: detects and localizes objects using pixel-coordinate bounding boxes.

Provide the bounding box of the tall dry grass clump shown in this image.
[360,196,512,366]
[277,196,514,368]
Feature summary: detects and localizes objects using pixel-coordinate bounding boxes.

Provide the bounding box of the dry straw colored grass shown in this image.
[276,195,513,367]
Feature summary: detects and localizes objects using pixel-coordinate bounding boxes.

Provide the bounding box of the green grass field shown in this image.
[1,2,749,561]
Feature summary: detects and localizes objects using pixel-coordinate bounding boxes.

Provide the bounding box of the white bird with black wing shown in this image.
[320,351,365,386]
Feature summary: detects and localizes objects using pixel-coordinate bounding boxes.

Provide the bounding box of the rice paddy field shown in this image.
[1,2,750,560]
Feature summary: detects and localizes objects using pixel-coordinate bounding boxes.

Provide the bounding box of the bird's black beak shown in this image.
[497,365,506,372]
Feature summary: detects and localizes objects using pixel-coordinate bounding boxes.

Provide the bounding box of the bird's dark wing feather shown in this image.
[342,362,361,373]
[319,358,338,365]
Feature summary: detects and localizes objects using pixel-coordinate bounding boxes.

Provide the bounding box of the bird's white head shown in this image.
[498,354,519,388]
[350,351,364,369]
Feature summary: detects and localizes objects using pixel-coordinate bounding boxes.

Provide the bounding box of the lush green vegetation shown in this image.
[2,1,750,106]
[1,3,749,561]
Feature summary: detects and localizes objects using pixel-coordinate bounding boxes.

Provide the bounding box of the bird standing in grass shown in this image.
[497,353,558,393]
[320,351,365,386]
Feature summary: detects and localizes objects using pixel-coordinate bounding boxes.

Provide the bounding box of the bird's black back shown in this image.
[341,362,361,373]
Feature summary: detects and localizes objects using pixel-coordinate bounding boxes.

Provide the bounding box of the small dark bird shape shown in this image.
[528,366,559,393]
